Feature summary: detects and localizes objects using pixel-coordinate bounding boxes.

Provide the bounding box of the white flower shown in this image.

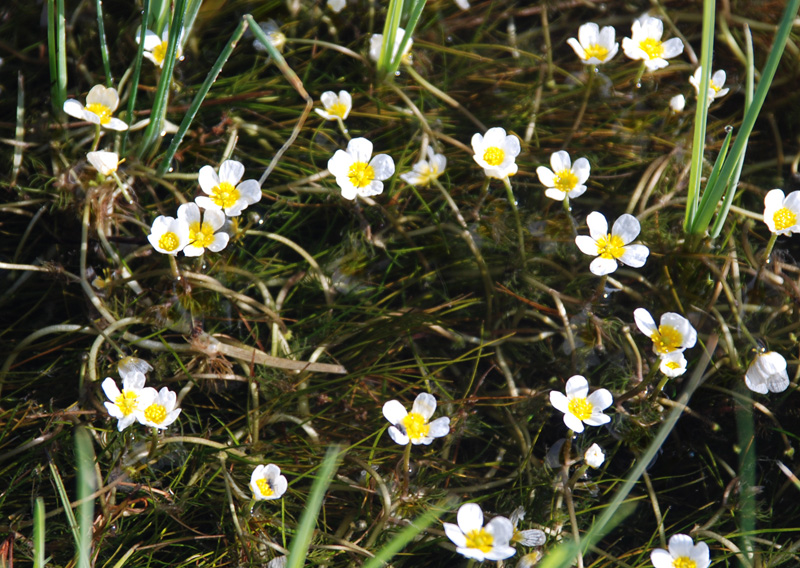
[102,372,155,431]
[195,160,261,217]
[327,0,346,13]
[670,94,686,113]
[442,503,516,561]
[689,67,730,102]
[567,23,619,65]
[517,552,543,568]
[622,16,684,70]
[382,393,450,445]
[134,386,181,429]
[763,189,800,235]
[400,147,447,187]
[549,375,613,433]
[327,137,395,200]
[509,507,546,547]
[147,215,190,256]
[315,90,352,121]
[584,443,605,468]
[118,356,153,378]
[651,534,710,568]
[537,151,590,201]
[745,351,790,394]
[250,463,288,501]
[253,20,286,53]
[471,127,521,180]
[87,151,120,176]
[177,202,229,256]
[63,85,128,131]
[138,28,182,68]
[634,308,697,358]
[659,351,688,378]
[574,212,650,275]
[369,27,413,63]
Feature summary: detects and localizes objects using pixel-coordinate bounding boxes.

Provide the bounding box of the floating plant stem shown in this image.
[121,0,150,154]
[502,177,526,264]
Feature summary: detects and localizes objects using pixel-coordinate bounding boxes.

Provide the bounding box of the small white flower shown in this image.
[327,0,346,13]
[195,160,261,217]
[549,375,613,433]
[138,28,183,68]
[253,20,286,53]
[454,0,470,9]
[400,147,447,187]
[147,215,190,256]
[634,308,697,358]
[651,534,710,568]
[517,552,543,568]
[584,443,605,468]
[135,386,181,429]
[575,212,650,275]
[87,151,120,176]
[763,189,800,235]
[250,463,288,501]
[102,373,155,431]
[509,507,546,547]
[622,16,684,70]
[442,503,516,561]
[659,351,687,378]
[369,27,413,63]
[670,94,686,113]
[315,90,352,121]
[567,23,619,65]
[382,393,450,445]
[689,67,730,102]
[327,137,395,200]
[471,127,521,180]
[537,151,590,201]
[118,356,153,379]
[177,202,230,256]
[63,85,128,131]
[745,351,790,394]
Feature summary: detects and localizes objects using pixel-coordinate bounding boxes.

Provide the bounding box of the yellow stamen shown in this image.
[483,147,505,167]
[152,40,168,65]
[255,478,274,497]
[328,102,348,119]
[673,557,697,568]
[665,361,681,370]
[158,231,180,252]
[85,103,112,125]
[114,390,139,416]
[568,397,593,421]
[348,162,375,188]
[211,181,240,209]
[401,411,430,441]
[465,528,494,553]
[651,325,683,354]
[584,43,610,61]
[773,207,797,232]
[554,169,578,192]
[639,37,664,60]
[189,221,216,249]
[144,403,167,424]
[595,234,625,260]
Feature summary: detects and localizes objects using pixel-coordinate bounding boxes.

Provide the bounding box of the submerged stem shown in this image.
[502,177,526,264]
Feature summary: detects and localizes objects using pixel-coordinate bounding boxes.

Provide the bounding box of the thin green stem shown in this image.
[402,441,412,496]
[121,0,150,154]
[502,177,526,264]
[96,0,112,87]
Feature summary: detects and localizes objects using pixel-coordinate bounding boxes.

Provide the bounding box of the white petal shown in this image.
[63,99,86,120]
[328,150,354,178]
[584,412,611,427]
[382,400,407,424]
[565,375,589,399]
[550,151,571,172]
[101,378,121,401]
[536,166,556,187]
[549,391,569,414]
[590,257,619,276]
[105,118,129,131]
[611,214,640,244]
[567,38,587,60]
[566,185,588,199]
[457,503,484,533]
[503,134,520,158]
[483,127,508,148]
[586,211,609,241]
[572,157,591,184]
[661,313,696,349]
[428,416,450,438]
[661,38,684,59]
[203,208,227,231]
[370,154,395,180]
[575,235,599,257]
[207,232,229,252]
[346,137,373,163]
[411,393,436,420]
[387,426,410,445]
[587,388,613,411]
[320,91,338,108]
[545,187,567,201]
[443,522,467,548]
[563,412,585,432]
[619,244,650,268]
[219,160,245,185]
[237,179,262,204]
[178,202,201,225]
[142,29,162,51]
[578,23,600,48]
[668,534,696,559]
[198,165,220,194]
[634,308,657,336]
[650,548,674,568]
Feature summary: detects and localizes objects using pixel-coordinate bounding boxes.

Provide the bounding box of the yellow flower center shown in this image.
[665,361,681,370]
[328,101,348,119]
[189,221,216,249]
[673,557,697,568]
[348,161,375,188]
[773,206,797,232]
[651,325,683,355]
[584,43,610,61]
[144,403,167,425]
[483,147,505,167]
[401,411,430,442]
[639,37,664,60]
[158,231,180,252]
[554,169,579,192]
[465,528,494,553]
[568,397,593,421]
[114,390,139,416]
[85,102,112,125]
[152,40,169,65]
[255,478,274,497]
[595,234,625,260]
[211,181,240,209]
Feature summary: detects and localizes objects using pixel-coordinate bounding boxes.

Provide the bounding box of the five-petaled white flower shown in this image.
[567,23,619,65]
[102,372,156,431]
[659,351,688,378]
[118,356,153,378]
[509,507,546,548]
[584,443,605,468]
[651,534,711,568]
[369,27,413,63]
[575,212,650,275]
[315,90,352,121]
[689,67,730,102]
[382,393,450,445]
[148,215,190,256]
[763,189,800,235]
[195,160,261,217]
[550,375,613,433]
[250,464,288,501]
[400,147,447,187]
[471,127,520,180]
[63,85,128,131]
[328,137,395,200]
[745,351,790,394]
[537,151,590,201]
[622,16,684,70]
[135,386,181,429]
[87,151,120,176]
[177,202,230,256]
[443,503,516,561]
[327,0,346,13]
[634,308,697,358]
[670,94,686,113]
[138,28,183,68]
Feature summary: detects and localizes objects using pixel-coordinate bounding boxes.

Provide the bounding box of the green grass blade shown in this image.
[47,0,67,116]
[387,0,426,77]
[48,459,81,551]
[33,497,45,568]
[736,387,756,563]
[693,126,733,221]
[96,0,113,87]
[75,426,96,568]
[120,0,150,155]
[377,0,404,79]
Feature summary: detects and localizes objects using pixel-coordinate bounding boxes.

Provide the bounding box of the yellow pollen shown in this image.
[568,397,593,421]
[211,181,240,209]
[328,102,348,119]
[348,161,375,188]
[672,557,697,568]
[158,231,180,252]
[773,207,797,232]
[189,221,216,249]
[152,40,168,65]
[651,325,683,355]
[144,403,167,424]
[665,361,681,370]
[114,390,139,416]
[401,411,430,442]
[584,43,610,61]
[554,169,579,192]
[85,103,112,125]
[595,234,625,260]
[255,478,274,497]
[483,147,505,167]
[465,528,494,553]
[639,37,664,60]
